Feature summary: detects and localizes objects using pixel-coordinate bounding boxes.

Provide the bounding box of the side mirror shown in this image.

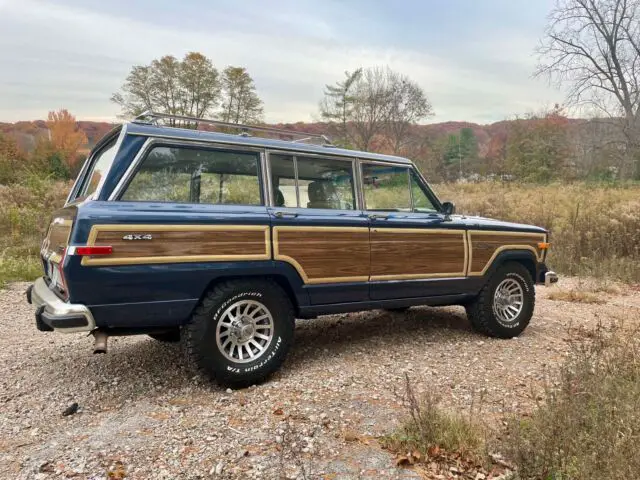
[441,201,456,216]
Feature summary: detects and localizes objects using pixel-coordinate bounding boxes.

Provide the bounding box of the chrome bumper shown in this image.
[544,271,559,287]
[29,277,95,333]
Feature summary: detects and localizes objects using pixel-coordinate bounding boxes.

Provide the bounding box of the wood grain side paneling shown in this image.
[82,224,270,266]
[370,228,467,280]
[468,231,546,276]
[274,227,370,284]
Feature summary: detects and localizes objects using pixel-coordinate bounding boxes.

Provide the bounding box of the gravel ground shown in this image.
[1,279,639,480]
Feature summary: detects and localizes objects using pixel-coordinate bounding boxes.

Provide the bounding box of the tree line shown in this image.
[3,0,640,184]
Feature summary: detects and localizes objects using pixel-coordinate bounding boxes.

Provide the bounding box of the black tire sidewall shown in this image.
[486,265,534,337]
[193,283,293,385]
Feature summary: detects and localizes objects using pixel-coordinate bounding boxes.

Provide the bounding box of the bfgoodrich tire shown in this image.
[182,279,295,388]
[465,262,535,338]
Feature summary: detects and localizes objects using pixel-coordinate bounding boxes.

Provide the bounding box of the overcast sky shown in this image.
[0,0,565,124]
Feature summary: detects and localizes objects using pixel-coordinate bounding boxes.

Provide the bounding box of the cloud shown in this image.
[0,0,564,124]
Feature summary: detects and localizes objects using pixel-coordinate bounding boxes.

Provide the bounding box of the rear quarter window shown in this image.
[120,145,263,205]
[75,139,118,201]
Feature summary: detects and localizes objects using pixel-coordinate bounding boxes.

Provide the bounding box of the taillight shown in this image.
[76,246,113,256]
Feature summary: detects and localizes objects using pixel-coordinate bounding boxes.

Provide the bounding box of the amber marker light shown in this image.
[537,242,551,250]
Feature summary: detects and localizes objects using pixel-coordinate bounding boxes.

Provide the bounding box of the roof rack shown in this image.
[133,111,333,146]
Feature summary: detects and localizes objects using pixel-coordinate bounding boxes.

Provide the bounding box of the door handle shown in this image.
[368,214,389,220]
[274,211,299,219]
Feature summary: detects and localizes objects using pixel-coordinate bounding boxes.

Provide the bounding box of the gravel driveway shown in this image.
[1,280,638,479]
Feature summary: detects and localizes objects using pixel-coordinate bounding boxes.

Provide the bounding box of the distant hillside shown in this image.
[0,117,586,160]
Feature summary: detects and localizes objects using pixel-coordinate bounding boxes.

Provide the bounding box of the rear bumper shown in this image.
[28,277,95,333]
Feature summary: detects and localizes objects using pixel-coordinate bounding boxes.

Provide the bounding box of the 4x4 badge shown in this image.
[122,234,153,241]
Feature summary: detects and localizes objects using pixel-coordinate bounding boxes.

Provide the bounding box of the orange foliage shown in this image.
[46,109,88,167]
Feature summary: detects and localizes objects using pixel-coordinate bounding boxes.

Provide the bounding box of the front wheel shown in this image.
[182,279,295,388]
[465,262,535,338]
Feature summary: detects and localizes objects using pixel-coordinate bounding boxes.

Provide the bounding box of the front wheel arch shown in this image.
[482,250,537,284]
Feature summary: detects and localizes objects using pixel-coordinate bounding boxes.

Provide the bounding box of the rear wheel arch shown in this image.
[197,273,302,317]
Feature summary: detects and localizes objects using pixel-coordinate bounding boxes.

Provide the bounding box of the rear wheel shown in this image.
[465,262,535,338]
[182,279,295,388]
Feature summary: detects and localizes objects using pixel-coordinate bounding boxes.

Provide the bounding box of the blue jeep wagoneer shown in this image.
[28,112,557,387]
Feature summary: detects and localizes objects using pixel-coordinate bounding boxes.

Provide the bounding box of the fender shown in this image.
[480,249,538,283]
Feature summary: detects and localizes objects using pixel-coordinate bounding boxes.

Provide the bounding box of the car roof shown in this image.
[125,122,413,165]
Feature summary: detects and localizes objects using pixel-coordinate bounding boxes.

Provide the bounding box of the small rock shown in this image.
[62,402,78,417]
[225,388,233,394]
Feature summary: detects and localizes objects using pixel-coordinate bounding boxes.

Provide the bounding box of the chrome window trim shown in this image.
[66,124,128,205]
[107,137,266,203]
[266,149,360,211]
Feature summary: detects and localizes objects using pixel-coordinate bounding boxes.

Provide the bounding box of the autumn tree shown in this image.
[505,107,571,182]
[46,109,87,168]
[112,52,221,126]
[219,67,264,124]
[536,0,640,178]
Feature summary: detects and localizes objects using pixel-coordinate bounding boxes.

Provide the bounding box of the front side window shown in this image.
[362,164,411,211]
[269,154,355,210]
[121,146,262,205]
[76,139,117,201]
[410,171,439,213]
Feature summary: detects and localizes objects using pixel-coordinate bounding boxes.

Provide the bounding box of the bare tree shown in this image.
[536,0,640,178]
[350,67,395,151]
[386,73,434,154]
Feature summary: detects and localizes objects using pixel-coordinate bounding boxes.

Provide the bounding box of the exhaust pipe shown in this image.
[93,330,108,354]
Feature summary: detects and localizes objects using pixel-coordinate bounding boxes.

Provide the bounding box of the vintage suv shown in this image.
[28,112,557,387]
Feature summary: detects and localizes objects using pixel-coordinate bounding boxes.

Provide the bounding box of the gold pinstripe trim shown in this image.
[369,228,467,281]
[273,226,369,284]
[467,230,546,276]
[81,224,271,266]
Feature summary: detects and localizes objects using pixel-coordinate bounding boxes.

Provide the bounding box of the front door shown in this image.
[360,162,468,300]
[267,152,370,305]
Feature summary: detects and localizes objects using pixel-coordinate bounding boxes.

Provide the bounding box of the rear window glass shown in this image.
[76,139,117,200]
[121,145,262,205]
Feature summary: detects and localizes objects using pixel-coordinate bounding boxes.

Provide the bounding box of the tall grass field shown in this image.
[1,180,639,286]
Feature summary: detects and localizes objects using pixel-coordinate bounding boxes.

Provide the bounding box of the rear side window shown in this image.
[121,146,262,205]
[269,154,355,210]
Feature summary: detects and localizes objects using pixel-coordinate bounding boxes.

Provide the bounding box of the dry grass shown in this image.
[0,176,70,286]
[382,374,489,470]
[435,182,640,283]
[503,322,640,480]
[547,289,605,304]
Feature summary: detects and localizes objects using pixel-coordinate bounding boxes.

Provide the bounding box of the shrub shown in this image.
[382,374,487,467]
[503,322,640,479]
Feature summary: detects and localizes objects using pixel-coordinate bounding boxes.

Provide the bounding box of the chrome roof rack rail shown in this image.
[133,111,333,146]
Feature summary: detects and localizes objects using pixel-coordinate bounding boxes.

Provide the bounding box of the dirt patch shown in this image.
[0,279,637,479]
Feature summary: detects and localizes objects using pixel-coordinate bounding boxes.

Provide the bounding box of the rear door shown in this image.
[360,161,468,300]
[267,152,370,305]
